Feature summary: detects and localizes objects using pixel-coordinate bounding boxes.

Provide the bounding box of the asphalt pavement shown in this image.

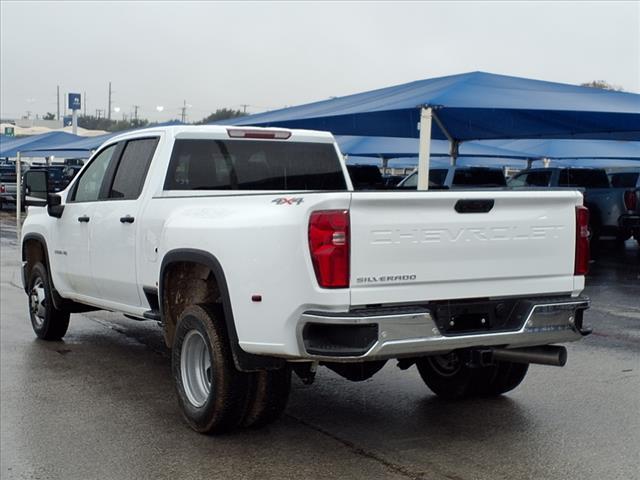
[1,209,638,480]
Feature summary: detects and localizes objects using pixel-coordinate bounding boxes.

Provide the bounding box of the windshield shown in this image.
[558,169,609,188]
[399,169,447,188]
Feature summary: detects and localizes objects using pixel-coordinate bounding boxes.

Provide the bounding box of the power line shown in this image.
[107,81,112,120]
[180,100,188,123]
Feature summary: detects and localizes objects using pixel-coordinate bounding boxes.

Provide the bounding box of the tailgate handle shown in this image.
[455,199,494,214]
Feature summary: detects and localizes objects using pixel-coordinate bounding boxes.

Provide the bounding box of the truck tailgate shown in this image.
[349,190,582,306]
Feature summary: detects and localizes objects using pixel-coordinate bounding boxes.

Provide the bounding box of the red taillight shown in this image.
[227,128,291,140]
[575,206,590,276]
[623,190,637,211]
[309,210,350,288]
[0,184,5,193]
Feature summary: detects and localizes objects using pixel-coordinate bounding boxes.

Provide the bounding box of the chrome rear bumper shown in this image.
[298,296,590,362]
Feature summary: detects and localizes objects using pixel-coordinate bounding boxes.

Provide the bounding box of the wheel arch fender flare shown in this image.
[21,233,64,310]
[159,248,284,372]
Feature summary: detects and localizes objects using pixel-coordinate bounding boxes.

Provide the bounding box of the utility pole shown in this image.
[107,81,112,120]
[133,104,140,121]
[240,104,249,114]
[180,100,188,123]
[56,85,60,120]
[96,109,103,119]
[83,91,86,116]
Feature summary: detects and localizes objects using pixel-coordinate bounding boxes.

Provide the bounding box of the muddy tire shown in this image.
[27,262,70,340]
[486,361,529,395]
[242,367,291,429]
[416,352,529,399]
[416,352,476,400]
[172,304,251,434]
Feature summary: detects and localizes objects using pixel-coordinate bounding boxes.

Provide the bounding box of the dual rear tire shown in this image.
[172,305,291,434]
[416,351,529,399]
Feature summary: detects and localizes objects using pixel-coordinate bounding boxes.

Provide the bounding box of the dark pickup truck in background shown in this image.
[508,167,629,244]
[610,170,640,244]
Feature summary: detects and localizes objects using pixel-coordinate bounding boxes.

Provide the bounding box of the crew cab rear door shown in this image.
[348,190,581,306]
[89,137,159,307]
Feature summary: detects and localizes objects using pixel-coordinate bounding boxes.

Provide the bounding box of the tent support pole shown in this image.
[16,152,21,242]
[449,140,460,166]
[417,106,432,190]
[381,156,389,173]
[432,111,459,167]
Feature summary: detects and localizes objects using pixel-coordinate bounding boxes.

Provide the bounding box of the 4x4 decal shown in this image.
[272,197,304,205]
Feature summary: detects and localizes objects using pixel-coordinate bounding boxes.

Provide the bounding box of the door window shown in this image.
[508,171,551,187]
[109,138,159,200]
[71,144,117,202]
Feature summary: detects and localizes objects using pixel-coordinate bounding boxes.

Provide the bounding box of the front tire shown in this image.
[27,262,70,340]
[416,352,529,399]
[172,305,251,434]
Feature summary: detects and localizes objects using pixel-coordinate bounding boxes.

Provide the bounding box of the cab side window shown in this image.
[108,138,159,200]
[71,144,117,202]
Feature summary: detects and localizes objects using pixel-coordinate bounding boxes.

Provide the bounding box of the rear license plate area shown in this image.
[432,299,520,335]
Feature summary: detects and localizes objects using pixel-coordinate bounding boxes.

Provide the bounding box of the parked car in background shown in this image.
[346,164,385,190]
[397,166,507,189]
[610,170,640,244]
[0,165,18,208]
[26,165,82,194]
[0,164,29,208]
[381,173,405,187]
[508,167,627,243]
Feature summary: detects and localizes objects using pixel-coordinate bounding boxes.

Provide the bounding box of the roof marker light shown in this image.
[227,128,291,140]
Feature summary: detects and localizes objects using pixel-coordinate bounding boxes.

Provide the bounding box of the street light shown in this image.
[113,107,121,113]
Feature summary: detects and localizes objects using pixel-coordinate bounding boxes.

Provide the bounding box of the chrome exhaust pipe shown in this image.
[492,346,567,367]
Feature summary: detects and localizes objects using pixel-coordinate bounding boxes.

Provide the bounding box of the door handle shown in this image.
[455,199,495,213]
[77,215,90,223]
[120,215,135,224]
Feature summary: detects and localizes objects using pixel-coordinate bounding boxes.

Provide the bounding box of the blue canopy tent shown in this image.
[482,139,640,161]
[0,131,81,158]
[336,135,534,161]
[336,136,640,171]
[22,132,118,158]
[23,121,186,158]
[218,71,640,189]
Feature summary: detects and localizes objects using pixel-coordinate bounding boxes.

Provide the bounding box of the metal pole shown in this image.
[72,109,78,135]
[417,106,432,190]
[449,140,460,167]
[108,81,112,120]
[16,152,21,241]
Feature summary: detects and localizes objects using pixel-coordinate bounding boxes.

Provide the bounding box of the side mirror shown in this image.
[47,193,64,218]
[23,170,48,207]
[22,170,65,218]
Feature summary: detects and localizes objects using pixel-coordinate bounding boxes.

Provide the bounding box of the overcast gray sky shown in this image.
[1,1,638,122]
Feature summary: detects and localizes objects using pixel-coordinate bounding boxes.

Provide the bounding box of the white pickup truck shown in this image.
[21,125,591,434]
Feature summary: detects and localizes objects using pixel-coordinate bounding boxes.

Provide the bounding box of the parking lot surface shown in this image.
[1,209,638,480]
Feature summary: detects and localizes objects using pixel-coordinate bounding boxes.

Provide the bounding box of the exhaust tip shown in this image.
[492,345,568,367]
